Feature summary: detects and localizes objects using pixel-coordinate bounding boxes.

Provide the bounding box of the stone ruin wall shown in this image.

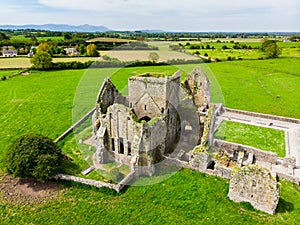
[128,76,168,119]
[98,104,143,165]
[213,139,299,184]
[228,165,281,215]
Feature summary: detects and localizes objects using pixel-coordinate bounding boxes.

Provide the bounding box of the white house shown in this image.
[2,50,17,57]
[64,48,79,56]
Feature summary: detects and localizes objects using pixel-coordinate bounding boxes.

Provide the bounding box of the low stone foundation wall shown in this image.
[54,174,115,189]
[225,107,300,124]
[165,156,232,179]
[214,139,299,184]
[54,107,96,143]
[54,171,137,192]
[114,171,136,192]
[215,139,278,164]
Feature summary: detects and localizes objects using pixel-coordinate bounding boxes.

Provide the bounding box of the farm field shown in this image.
[0,57,100,69]
[183,41,300,60]
[206,58,300,118]
[0,57,32,68]
[0,58,300,224]
[9,35,64,42]
[215,121,286,157]
[87,37,135,43]
[102,41,198,62]
[103,49,197,62]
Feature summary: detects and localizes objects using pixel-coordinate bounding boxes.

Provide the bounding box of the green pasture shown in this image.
[215,121,286,157]
[9,35,64,42]
[1,169,300,224]
[185,41,300,60]
[206,58,300,118]
[0,58,300,224]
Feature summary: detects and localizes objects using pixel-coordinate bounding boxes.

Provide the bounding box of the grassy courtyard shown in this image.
[215,121,286,157]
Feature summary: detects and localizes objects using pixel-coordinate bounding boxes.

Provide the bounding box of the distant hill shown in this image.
[136,30,166,33]
[0,24,112,32]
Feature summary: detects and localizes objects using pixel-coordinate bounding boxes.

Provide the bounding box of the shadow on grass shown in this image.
[276,198,294,213]
[61,160,82,175]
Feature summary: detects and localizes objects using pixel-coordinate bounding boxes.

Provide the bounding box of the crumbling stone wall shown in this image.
[182,67,210,111]
[96,78,128,115]
[94,67,211,177]
[228,165,280,214]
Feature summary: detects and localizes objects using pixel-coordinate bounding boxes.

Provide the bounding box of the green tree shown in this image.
[0,32,9,41]
[261,39,282,58]
[79,44,86,55]
[64,32,72,40]
[30,36,37,45]
[31,51,53,70]
[4,134,63,181]
[86,44,99,57]
[37,42,51,54]
[148,52,159,63]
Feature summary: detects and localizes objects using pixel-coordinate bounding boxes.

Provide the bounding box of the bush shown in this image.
[4,134,63,181]
[31,51,53,70]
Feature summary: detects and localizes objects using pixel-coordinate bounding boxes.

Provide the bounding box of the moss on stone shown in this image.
[148,117,160,126]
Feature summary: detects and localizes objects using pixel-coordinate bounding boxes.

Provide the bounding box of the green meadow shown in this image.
[185,41,300,60]
[0,57,300,224]
[1,169,300,224]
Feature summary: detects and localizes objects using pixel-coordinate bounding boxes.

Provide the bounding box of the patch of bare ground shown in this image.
[0,173,63,205]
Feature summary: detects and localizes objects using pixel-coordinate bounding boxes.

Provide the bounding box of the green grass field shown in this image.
[1,169,299,224]
[185,41,300,60]
[9,35,64,42]
[0,57,102,69]
[0,58,300,224]
[206,58,300,118]
[215,121,286,157]
[87,37,135,42]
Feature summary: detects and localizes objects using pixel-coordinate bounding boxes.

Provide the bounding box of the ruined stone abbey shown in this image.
[89,66,300,214]
[93,67,210,176]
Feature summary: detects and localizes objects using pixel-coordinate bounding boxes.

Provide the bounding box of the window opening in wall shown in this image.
[161,108,164,113]
[111,138,115,151]
[120,138,124,154]
[128,142,131,156]
[144,105,147,111]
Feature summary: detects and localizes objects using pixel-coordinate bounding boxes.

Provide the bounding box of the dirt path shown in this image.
[0,173,63,204]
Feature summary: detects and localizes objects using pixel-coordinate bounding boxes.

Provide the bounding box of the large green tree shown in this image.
[31,51,53,70]
[4,134,63,181]
[261,39,282,58]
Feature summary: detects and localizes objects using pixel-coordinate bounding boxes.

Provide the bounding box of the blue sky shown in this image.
[0,0,299,31]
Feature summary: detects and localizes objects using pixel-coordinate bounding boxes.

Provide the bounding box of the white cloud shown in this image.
[36,0,295,14]
[0,0,299,31]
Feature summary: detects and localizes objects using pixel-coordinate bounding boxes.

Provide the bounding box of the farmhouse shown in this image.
[2,49,17,57]
[93,67,210,176]
[64,47,79,56]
